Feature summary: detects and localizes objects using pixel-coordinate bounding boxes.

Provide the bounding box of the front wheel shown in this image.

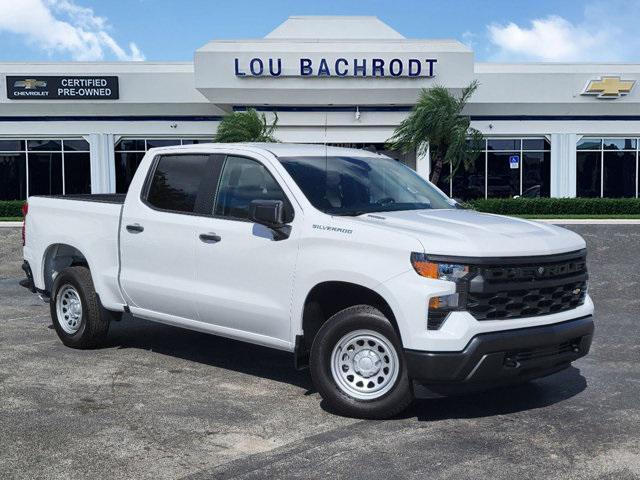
[310,305,413,419]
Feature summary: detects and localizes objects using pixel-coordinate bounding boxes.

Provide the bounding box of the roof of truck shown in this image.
[148,142,388,159]
[247,143,387,158]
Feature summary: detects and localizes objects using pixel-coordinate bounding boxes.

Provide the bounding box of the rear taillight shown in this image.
[21,201,28,246]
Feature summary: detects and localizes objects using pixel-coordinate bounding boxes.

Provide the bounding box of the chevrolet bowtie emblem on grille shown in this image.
[14,79,47,89]
[583,76,635,98]
[573,288,582,295]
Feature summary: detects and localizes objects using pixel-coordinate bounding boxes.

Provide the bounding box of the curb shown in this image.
[0,222,22,228]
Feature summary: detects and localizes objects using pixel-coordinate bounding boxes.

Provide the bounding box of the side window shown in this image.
[146,154,211,213]
[214,156,291,221]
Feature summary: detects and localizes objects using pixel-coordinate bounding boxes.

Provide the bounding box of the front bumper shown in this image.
[405,315,594,391]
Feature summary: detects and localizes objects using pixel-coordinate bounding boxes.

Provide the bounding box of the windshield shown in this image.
[278,155,455,216]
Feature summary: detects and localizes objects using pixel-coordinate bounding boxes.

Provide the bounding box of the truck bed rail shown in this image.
[34,194,126,204]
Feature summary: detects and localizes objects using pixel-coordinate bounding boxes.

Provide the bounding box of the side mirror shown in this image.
[249,200,291,241]
[249,199,285,228]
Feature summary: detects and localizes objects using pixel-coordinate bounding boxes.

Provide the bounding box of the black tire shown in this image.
[310,305,413,419]
[50,266,111,349]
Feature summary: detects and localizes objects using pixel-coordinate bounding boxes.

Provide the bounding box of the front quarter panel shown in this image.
[291,215,424,340]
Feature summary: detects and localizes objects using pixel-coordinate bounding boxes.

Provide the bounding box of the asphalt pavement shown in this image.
[0,224,638,480]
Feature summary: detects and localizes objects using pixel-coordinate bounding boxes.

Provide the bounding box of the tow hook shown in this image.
[503,356,520,369]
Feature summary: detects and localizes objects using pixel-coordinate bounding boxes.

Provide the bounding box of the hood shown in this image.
[350,209,585,258]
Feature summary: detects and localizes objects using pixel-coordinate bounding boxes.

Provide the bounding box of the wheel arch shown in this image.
[42,243,90,295]
[296,280,401,368]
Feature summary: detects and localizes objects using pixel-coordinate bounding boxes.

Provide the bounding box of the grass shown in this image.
[0,217,22,221]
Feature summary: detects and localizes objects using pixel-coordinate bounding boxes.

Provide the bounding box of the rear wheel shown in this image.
[50,266,111,348]
[310,305,413,419]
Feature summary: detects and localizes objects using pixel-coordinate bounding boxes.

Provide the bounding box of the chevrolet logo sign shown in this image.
[583,76,635,98]
[14,79,47,89]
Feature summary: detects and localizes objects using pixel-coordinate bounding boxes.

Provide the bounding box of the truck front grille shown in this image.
[465,250,588,321]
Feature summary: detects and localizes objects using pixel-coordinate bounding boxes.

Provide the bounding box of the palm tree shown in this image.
[213,108,279,143]
[387,81,483,185]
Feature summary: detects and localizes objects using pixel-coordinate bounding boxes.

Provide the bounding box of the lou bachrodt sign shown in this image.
[6,76,119,100]
[234,57,437,78]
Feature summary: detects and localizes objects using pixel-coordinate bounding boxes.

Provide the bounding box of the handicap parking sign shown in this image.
[509,155,520,169]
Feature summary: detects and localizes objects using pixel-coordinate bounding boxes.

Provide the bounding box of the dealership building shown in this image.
[1,15,640,201]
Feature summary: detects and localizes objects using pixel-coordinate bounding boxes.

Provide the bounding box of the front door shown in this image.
[193,155,300,345]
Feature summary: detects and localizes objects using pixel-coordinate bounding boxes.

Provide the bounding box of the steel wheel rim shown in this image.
[330,329,399,400]
[56,284,83,334]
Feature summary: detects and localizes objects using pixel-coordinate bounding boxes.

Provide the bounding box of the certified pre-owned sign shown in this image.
[6,76,119,100]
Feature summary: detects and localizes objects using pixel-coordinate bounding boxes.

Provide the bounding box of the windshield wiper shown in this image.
[330,203,435,216]
[330,210,369,217]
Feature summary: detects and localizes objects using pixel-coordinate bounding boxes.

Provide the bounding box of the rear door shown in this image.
[193,154,300,345]
[119,153,224,320]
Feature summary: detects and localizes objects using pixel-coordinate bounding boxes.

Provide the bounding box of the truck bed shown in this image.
[23,194,126,310]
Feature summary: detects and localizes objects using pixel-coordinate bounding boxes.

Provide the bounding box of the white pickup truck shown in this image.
[21,143,594,418]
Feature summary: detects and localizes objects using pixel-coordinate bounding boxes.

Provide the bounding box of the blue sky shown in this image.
[1,0,639,63]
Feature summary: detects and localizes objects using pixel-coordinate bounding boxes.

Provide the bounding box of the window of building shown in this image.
[522,151,551,198]
[214,156,289,221]
[0,138,90,200]
[451,156,485,200]
[576,151,601,197]
[487,152,519,198]
[434,137,551,200]
[115,138,213,193]
[576,137,638,198]
[146,154,212,213]
[28,152,63,196]
[0,153,27,201]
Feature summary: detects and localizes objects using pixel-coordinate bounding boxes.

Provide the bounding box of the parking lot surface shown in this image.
[0,225,639,480]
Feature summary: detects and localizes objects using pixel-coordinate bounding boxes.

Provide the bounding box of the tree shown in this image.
[213,108,279,143]
[387,80,483,185]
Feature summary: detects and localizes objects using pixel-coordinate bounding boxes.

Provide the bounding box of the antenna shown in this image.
[323,111,328,145]
[324,112,328,184]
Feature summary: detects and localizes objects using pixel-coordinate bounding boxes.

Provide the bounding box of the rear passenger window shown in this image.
[214,156,290,220]
[146,154,211,213]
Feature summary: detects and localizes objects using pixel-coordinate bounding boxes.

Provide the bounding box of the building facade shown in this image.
[1,16,640,201]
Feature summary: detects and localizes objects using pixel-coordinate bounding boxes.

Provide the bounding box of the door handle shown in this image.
[126,223,144,233]
[199,232,221,243]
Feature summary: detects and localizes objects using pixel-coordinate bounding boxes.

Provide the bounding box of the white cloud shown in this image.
[488,16,600,61]
[461,31,478,50]
[487,1,640,62]
[0,0,145,61]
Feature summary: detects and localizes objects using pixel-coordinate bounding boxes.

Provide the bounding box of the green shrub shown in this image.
[0,200,26,217]
[465,198,640,215]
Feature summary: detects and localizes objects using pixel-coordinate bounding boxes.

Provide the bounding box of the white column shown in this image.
[416,142,430,180]
[85,133,116,193]
[550,133,578,198]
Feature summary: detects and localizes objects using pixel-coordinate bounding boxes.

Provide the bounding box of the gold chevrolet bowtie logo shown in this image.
[14,79,47,89]
[583,76,635,98]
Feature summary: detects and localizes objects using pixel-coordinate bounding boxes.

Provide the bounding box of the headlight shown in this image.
[410,252,471,330]
[410,252,469,281]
